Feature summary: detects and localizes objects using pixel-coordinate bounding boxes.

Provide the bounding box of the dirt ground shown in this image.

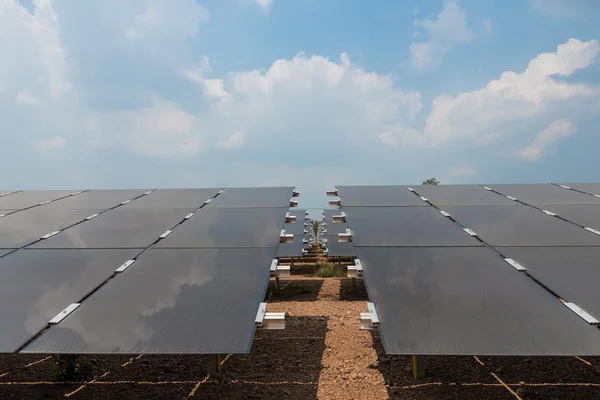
[1,249,600,399]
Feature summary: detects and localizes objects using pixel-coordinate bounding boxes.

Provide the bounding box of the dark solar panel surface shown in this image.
[0,249,141,352]
[205,187,294,208]
[485,184,600,206]
[326,235,356,257]
[0,250,13,258]
[356,246,600,355]
[411,185,516,206]
[283,209,306,235]
[41,190,150,210]
[556,183,600,196]
[120,188,221,209]
[0,190,77,210]
[31,209,193,249]
[445,205,600,246]
[155,208,287,248]
[24,248,276,354]
[336,186,426,207]
[543,205,600,229]
[276,240,304,257]
[344,206,481,247]
[0,208,101,249]
[497,246,600,321]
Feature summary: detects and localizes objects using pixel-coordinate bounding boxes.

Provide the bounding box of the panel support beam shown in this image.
[412,355,425,380]
[207,354,222,376]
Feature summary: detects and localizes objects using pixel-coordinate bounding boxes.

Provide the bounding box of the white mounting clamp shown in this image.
[333,212,346,223]
[360,303,380,330]
[559,185,572,190]
[280,230,294,243]
[326,189,338,196]
[439,210,451,217]
[584,227,600,236]
[270,259,290,278]
[292,190,300,197]
[49,303,80,324]
[406,187,415,191]
[504,258,526,271]
[347,259,363,278]
[506,196,518,201]
[116,259,136,273]
[329,198,341,207]
[483,186,492,191]
[290,199,299,207]
[338,228,353,243]
[255,302,286,330]
[463,228,478,237]
[285,212,297,223]
[564,302,599,324]
[420,196,429,202]
[542,210,557,216]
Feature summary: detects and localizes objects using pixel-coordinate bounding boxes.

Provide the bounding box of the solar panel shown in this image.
[323,210,349,234]
[41,190,150,210]
[0,249,141,352]
[357,246,600,355]
[205,187,294,208]
[30,209,194,249]
[484,184,600,206]
[497,247,600,321]
[0,208,100,249]
[410,185,517,206]
[344,206,482,247]
[120,188,222,209]
[543,205,600,230]
[444,205,600,246]
[556,183,600,196]
[24,248,276,354]
[276,240,304,257]
[326,235,356,257]
[0,250,13,258]
[282,209,306,235]
[0,190,77,210]
[155,208,287,248]
[336,186,426,207]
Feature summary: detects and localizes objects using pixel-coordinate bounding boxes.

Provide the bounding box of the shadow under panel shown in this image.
[155,207,287,248]
[205,187,294,208]
[30,209,194,249]
[0,190,77,210]
[0,208,102,248]
[445,205,600,246]
[484,184,600,206]
[344,206,482,247]
[24,248,276,354]
[410,184,517,206]
[356,246,600,355]
[41,189,150,210]
[496,246,600,320]
[336,185,425,207]
[0,248,141,352]
[120,188,222,210]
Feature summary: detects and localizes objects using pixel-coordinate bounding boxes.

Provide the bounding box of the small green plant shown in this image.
[316,262,347,278]
[51,355,93,382]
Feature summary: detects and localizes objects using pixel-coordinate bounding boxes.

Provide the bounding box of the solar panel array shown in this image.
[276,209,309,257]
[322,209,356,257]
[333,183,600,355]
[0,187,294,354]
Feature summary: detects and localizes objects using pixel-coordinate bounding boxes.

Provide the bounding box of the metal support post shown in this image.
[412,355,425,380]
[352,277,356,288]
[275,276,281,290]
[208,354,222,376]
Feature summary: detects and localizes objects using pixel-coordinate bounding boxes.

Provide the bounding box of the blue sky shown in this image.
[2,0,600,209]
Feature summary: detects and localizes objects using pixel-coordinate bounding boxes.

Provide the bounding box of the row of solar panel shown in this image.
[0,187,298,354]
[334,184,600,356]
[277,209,310,257]
[322,209,355,257]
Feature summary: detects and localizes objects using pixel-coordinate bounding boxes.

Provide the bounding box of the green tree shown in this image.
[311,220,319,238]
[422,178,440,185]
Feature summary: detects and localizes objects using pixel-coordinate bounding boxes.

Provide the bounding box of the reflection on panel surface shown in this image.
[31,209,194,249]
[543,205,600,230]
[155,208,287,248]
[410,185,516,206]
[336,186,425,207]
[445,206,600,246]
[206,187,294,208]
[0,191,77,210]
[497,247,600,320]
[41,190,149,210]
[120,188,221,210]
[24,248,276,354]
[357,246,600,355]
[344,207,481,247]
[485,184,600,206]
[0,249,141,352]
[0,209,101,248]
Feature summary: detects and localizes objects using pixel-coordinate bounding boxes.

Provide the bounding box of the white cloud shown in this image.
[410,0,477,72]
[256,0,274,12]
[34,136,67,151]
[217,131,245,149]
[519,119,575,161]
[450,165,478,177]
[16,90,41,106]
[425,38,600,145]
[531,0,600,20]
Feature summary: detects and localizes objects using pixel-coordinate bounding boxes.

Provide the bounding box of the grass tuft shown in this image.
[315,262,346,278]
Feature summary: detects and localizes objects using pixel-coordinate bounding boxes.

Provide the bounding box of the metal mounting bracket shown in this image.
[542,210,557,216]
[285,212,297,223]
[279,230,294,243]
[116,259,135,273]
[439,210,451,217]
[41,231,60,239]
[255,302,286,330]
[420,196,429,202]
[506,196,518,201]
[184,212,195,219]
[329,199,341,207]
[360,303,380,330]
[564,302,599,324]
[347,259,363,278]
[85,213,99,220]
[270,259,291,278]
[49,303,80,324]
[326,189,338,196]
[483,186,492,191]
[406,187,415,191]
[338,229,353,243]
[159,230,173,239]
[38,200,51,205]
[292,190,300,197]
[504,258,526,271]
[290,199,299,207]
[333,212,346,223]
[463,228,478,237]
[559,185,572,190]
[584,227,600,236]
